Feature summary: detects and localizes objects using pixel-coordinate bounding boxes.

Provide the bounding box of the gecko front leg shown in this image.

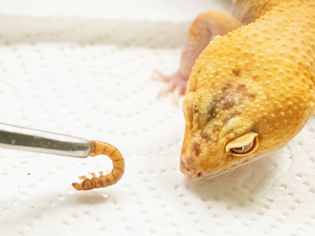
[156,11,241,96]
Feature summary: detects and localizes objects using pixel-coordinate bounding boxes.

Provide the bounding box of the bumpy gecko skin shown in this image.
[156,12,241,96]
[180,0,315,179]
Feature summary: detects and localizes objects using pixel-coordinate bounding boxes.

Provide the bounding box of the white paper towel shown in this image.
[0,1,314,236]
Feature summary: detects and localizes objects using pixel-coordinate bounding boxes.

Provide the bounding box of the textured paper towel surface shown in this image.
[0,1,314,236]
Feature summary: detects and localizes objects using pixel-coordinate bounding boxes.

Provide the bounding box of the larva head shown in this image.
[180,68,314,180]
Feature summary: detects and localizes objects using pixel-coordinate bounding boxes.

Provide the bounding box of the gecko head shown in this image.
[180,86,260,180]
[180,80,313,180]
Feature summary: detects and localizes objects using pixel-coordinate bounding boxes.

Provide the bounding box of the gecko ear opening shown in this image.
[225,132,259,156]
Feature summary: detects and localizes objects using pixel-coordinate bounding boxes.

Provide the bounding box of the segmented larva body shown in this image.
[72,141,125,191]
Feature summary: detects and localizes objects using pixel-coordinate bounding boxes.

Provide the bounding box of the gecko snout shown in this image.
[180,157,206,180]
[180,128,207,180]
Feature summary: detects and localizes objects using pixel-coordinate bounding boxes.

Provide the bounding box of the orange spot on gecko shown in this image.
[221,83,233,93]
[201,132,209,140]
[232,68,241,76]
[193,143,201,156]
[237,84,247,91]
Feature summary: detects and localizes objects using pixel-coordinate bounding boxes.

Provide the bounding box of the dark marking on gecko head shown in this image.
[193,143,201,156]
[221,83,232,93]
[237,84,247,92]
[208,84,256,117]
[252,75,260,81]
[237,84,256,100]
[248,93,256,100]
[204,83,256,125]
[232,68,241,76]
[208,96,220,120]
[201,132,209,140]
[221,95,237,109]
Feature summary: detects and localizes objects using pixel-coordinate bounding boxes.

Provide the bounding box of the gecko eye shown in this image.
[230,142,254,154]
[225,132,259,156]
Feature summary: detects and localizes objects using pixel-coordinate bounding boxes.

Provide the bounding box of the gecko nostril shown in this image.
[180,159,192,175]
[180,160,188,169]
[181,157,191,166]
[197,172,202,178]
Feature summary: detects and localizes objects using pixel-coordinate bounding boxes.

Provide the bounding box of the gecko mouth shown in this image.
[180,157,250,180]
[180,161,236,180]
[180,152,267,181]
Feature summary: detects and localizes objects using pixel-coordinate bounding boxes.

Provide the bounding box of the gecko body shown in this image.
[159,0,315,179]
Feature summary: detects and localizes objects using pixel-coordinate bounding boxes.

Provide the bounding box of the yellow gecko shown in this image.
[157,0,315,179]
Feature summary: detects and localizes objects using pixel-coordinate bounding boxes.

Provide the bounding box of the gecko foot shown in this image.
[153,70,187,98]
